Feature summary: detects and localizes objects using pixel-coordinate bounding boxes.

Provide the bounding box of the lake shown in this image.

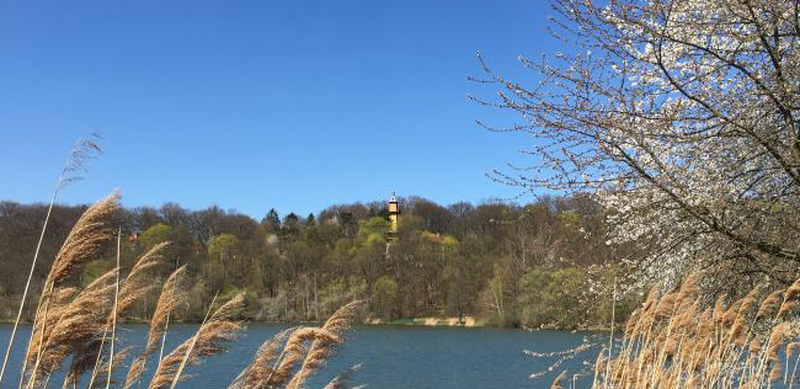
[0,324,601,388]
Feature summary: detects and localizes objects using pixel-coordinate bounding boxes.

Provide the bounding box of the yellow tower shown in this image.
[388,192,400,237]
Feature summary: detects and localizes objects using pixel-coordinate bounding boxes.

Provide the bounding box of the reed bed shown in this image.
[549,275,800,389]
[1,192,365,389]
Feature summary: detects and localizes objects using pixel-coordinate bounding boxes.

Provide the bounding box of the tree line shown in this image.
[0,194,636,329]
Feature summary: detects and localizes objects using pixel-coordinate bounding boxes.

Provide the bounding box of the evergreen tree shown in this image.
[261,208,280,232]
[282,212,300,235]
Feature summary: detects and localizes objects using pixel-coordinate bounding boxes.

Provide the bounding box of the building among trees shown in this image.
[387,192,400,239]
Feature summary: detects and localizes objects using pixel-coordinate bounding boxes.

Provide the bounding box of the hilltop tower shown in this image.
[388,192,400,238]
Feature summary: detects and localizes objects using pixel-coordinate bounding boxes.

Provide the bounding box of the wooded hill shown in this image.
[0,194,636,329]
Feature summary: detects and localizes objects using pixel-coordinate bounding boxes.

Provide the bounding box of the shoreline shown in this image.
[366,316,483,327]
[0,316,611,332]
[0,316,484,327]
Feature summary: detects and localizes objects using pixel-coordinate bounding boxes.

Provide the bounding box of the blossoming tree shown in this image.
[477,0,800,289]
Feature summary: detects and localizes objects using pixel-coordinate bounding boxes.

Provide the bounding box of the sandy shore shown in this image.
[367,316,482,327]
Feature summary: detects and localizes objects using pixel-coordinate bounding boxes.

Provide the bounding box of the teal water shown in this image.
[0,324,599,388]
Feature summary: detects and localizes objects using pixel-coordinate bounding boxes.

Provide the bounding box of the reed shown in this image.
[3,191,364,389]
[105,229,122,389]
[321,363,362,389]
[147,292,245,389]
[226,328,294,389]
[266,327,327,387]
[286,299,365,389]
[85,241,171,389]
[27,268,118,388]
[20,192,120,389]
[4,135,366,389]
[117,242,171,314]
[223,300,365,389]
[90,347,133,389]
[548,273,800,389]
[0,135,102,387]
[122,265,186,389]
[550,370,568,389]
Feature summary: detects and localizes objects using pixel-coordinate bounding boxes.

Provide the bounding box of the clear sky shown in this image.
[0,0,556,218]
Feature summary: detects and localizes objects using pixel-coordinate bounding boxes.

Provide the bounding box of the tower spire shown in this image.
[388,191,399,239]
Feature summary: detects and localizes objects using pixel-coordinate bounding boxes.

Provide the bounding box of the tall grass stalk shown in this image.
[124,264,185,389]
[24,192,119,389]
[549,274,800,389]
[605,277,616,383]
[4,189,363,389]
[167,293,219,389]
[0,184,56,387]
[87,242,169,389]
[105,229,122,389]
[157,312,170,366]
[0,135,101,387]
[287,300,364,389]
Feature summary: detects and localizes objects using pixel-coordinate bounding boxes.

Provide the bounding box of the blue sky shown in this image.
[0,0,556,218]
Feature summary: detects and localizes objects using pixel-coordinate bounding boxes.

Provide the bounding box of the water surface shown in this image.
[0,324,599,388]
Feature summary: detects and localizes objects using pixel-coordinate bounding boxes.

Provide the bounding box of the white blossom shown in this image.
[478,0,800,289]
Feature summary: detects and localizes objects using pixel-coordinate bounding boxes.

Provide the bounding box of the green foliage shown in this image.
[208,233,239,261]
[206,233,241,292]
[482,263,515,327]
[219,286,247,302]
[517,268,589,330]
[319,277,366,317]
[183,278,208,322]
[372,276,398,319]
[556,212,580,228]
[247,258,266,294]
[80,259,114,288]
[441,235,458,249]
[356,217,390,245]
[204,256,226,294]
[397,214,425,233]
[140,223,171,250]
[591,285,640,327]
[0,194,635,327]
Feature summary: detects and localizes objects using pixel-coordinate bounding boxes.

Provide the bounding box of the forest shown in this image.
[0,194,634,329]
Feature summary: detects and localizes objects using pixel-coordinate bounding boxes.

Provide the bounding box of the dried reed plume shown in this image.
[148,293,245,389]
[26,268,118,387]
[77,241,169,389]
[286,300,365,389]
[0,134,102,386]
[122,265,186,389]
[226,300,364,389]
[118,242,171,314]
[22,191,120,384]
[550,370,568,389]
[756,290,783,319]
[46,192,121,288]
[5,188,364,389]
[227,328,294,389]
[266,327,328,387]
[89,346,133,389]
[85,240,171,387]
[778,278,800,319]
[560,273,800,389]
[322,363,362,389]
[21,191,120,388]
